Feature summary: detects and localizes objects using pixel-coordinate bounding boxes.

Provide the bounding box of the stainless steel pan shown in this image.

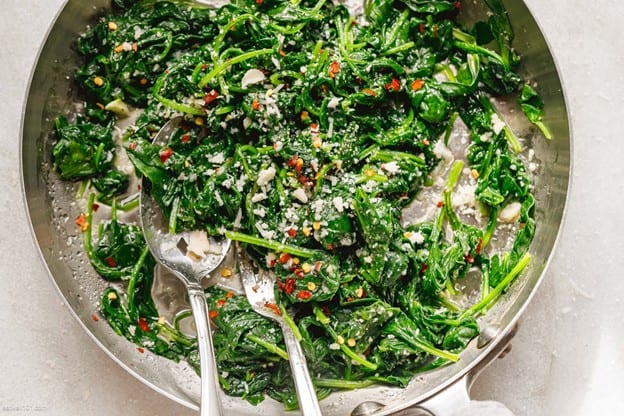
[21,1,571,414]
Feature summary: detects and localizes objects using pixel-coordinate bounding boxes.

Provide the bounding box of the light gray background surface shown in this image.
[1,1,623,415]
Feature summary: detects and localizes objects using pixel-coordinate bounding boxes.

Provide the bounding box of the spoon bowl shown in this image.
[140,117,228,416]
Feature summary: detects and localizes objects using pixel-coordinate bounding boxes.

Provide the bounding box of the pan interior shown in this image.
[21,1,570,414]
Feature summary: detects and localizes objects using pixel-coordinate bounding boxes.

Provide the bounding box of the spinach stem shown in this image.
[225,231,319,258]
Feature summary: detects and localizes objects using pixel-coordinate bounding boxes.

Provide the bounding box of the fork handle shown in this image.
[188,286,223,416]
[281,321,322,416]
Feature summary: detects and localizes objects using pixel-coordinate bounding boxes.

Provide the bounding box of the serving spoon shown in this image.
[140,117,228,416]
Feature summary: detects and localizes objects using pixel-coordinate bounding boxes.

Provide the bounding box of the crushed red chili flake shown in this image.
[411,79,425,91]
[92,203,100,212]
[105,257,116,267]
[362,88,377,96]
[278,48,286,57]
[137,347,145,354]
[252,99,261,110]
[256,0,263,4]
[294,268,305,279]
[321,305,331,316]
[216,299,227,308]
[384,78,401,92]
[433,24,439,37]
[475,239,483,255]
[181,134,191,143]
[159,147,173,163]
[329,61,340,78]
[281,277,296,294]
[76,213,88,231]
[226,291,234,299]
[264,302,282,316]
[464,254,474,264]
[204,89,219,105]
[422,139,430,146]
[296,290,312,300]
[91,314,99,322]
[208,310,219,319]
[128,141,137,151]
[269,258,277,268]
[420,263,429,274]
[454,1,461,8]
[287,228,297,238]
[419,22,425,33]
[286,154,299,168]
[436,200,444,208]
[314,261,323,272]
[138,317,150,332]
[279,253,291,264]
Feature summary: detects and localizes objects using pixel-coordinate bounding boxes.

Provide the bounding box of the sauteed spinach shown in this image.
[52,0,548,408]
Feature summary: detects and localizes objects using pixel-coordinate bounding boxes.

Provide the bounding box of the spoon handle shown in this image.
[188,286,223,416]
[280,321,322,416]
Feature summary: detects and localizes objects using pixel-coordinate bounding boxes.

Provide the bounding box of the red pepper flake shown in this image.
[321,305,331,316]
[105,257,116,267]
[216,299,227,308]
[256,0,263,4]
[362,88,377,97]
[433,24,439,37]
[76,213,88,232]
[269,258,277,268]
[208,310,219,319]
[138,317,150,332]
[159,147,173,163]
[314,261,323,273]
[294,268,305,279]
[287,154,299,168]
[464,254,475,264]
[128,141,137,151]
[281,277,296,295]
[137,347,145,354]
[384,78,401,92]
[422,139,430,146]
[278,48,286,57]
[475,239,483,255]
[226,291,234,299]
[132,42,138,52]
[279,253,291,264]
[91,314,99,322]
[329,61,340,78]
[310,123,320,134]
[296,290,312,300]
[181,134,191,143]
[454,1,461,8]
[264,302,282,316]
[420,263,429,274]
[297,175,314,187]
[204,89,219,105]
[252,99,261,111]
[411,79,425,91]
[92,203,100,212]
[436,200,444,208]
[419,22,425,33]
[287,228,297,238]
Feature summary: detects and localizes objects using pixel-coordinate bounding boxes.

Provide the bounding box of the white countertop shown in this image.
[1,0,623,415]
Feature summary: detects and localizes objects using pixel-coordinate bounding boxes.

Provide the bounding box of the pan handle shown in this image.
[393,325,519,416]
[406,376,514,416]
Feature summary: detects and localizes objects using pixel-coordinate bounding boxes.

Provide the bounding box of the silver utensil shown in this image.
[237,245,322,416]
[140,117,229,416]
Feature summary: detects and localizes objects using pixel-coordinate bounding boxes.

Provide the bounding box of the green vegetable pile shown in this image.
[52,0,549,409]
